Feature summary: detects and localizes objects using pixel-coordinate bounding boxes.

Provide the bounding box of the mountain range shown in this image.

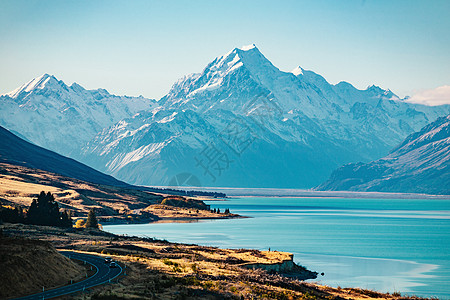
[318,114,450,195]
[0,74,154,158]
[1,44,449,189]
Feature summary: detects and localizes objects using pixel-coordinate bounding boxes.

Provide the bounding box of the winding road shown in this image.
[13,251,122,300]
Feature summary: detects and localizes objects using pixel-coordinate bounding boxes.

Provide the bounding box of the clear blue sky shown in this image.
[1,0,449,99]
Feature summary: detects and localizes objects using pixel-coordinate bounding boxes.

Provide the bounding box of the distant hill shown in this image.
[0,125,225,198]
[318,114,450,195]
[0,125,128,187]
[0,125,223,214]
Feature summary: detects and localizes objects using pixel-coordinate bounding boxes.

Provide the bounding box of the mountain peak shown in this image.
[366,84,398,100]
[238,44,257,51]
[227,44,277,74]
[215,44,261,64]
[291,66,304,76]
[35,73,52,80]
[3,73,60,98]
[367,84,382,91]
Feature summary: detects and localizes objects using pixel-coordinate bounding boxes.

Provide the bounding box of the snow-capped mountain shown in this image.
[80,45,450,188]
[317,114,450,195]
[0,74,155,158]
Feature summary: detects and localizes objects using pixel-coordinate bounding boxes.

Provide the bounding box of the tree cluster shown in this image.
[210,208,231,214]
[0,205,25,224]
[27,191,72,227]
[0,191,73,227]
[143,187,226,198]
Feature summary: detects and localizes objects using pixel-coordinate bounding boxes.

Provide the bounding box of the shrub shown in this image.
[74,219,86,228]
[172,265,182,272]
[191,263,198,273]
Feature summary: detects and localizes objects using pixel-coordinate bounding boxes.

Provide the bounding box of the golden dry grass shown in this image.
[0,223,423,300]
[0,163,425,300]
[143,204,241,221]
[0,162,239,223]
[0,236,85,299]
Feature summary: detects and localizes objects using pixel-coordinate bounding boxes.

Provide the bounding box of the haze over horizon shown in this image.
[1,0,450,104]
[1,2,450,300]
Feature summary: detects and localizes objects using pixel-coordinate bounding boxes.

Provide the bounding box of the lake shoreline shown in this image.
[148,186,450,200]
[1,222,430,300]
[104,196,450,299]
[99,214,249,226]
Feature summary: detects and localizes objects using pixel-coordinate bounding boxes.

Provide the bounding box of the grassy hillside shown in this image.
[0,223,422,300]
[0,236,84,298]
[0,125,129,187]
[0,162,163,217]
[0,162,238,224]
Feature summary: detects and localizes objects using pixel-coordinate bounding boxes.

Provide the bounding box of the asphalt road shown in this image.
[12,251,122,300]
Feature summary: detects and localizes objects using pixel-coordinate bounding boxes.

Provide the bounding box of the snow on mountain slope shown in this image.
[80,45,450,188]
[318,114,450,195]
[82,108,217,185]
[2,45,450,188]
[160,45,337,119]
[0,74,155,158]
[161,45,448,139]
[81,105,360,187]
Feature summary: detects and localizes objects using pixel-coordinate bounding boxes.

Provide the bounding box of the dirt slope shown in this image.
[0,236,84,299]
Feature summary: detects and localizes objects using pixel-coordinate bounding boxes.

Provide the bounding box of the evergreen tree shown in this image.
[0,205,25,223]
[85,209,99,229]
[0,206,5,224]
[16,206,25,222]
[60,210,72,227]
[27,199,39,224]
[27,191,69,227]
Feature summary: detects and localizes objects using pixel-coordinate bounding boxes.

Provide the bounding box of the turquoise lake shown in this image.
[103,197,450,299]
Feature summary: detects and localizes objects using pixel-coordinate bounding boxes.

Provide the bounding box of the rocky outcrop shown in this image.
[242,254,317,280]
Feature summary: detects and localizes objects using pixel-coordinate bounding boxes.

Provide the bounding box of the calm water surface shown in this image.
[104,197,450,299]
